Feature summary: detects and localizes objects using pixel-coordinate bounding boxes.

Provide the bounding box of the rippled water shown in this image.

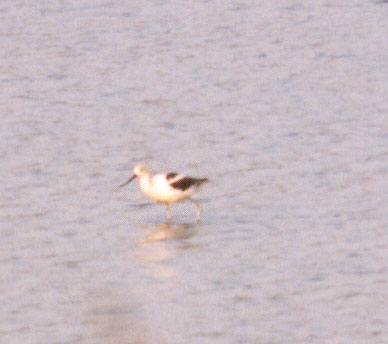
[1,1,388,343]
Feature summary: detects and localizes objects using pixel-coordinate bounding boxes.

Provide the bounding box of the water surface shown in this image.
[1,1,388,343]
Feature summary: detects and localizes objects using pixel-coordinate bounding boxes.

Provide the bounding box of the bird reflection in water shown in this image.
[140,221,198,243]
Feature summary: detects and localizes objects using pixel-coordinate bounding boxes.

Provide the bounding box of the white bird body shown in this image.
[139,173,193,203]
[119,165,208,220]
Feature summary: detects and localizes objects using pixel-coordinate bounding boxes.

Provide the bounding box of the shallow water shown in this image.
[1,1,388,343]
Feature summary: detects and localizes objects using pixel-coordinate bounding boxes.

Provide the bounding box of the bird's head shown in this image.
[119,164,149,188]
[133,164,148,177]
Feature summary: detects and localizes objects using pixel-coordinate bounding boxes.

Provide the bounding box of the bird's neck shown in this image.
[139,173,152,190]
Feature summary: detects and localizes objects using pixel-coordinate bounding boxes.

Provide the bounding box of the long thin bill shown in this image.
[119,174,136,188]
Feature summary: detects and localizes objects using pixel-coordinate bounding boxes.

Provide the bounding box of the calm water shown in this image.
[1,1,388,343]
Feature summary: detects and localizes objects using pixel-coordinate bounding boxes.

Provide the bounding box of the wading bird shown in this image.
[119,165,208,221]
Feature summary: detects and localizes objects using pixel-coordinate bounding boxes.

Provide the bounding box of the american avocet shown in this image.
[119,165,208,221]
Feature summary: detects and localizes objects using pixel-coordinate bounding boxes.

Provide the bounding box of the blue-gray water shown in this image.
[1,1,388,343]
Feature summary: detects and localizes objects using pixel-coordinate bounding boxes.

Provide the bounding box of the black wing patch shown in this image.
[166,172,178,180]
[170,177,208,191]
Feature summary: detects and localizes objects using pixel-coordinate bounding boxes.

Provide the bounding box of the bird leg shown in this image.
[190,199,203,221]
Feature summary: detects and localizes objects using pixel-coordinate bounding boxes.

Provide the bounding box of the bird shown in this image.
[119,165,208,221]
